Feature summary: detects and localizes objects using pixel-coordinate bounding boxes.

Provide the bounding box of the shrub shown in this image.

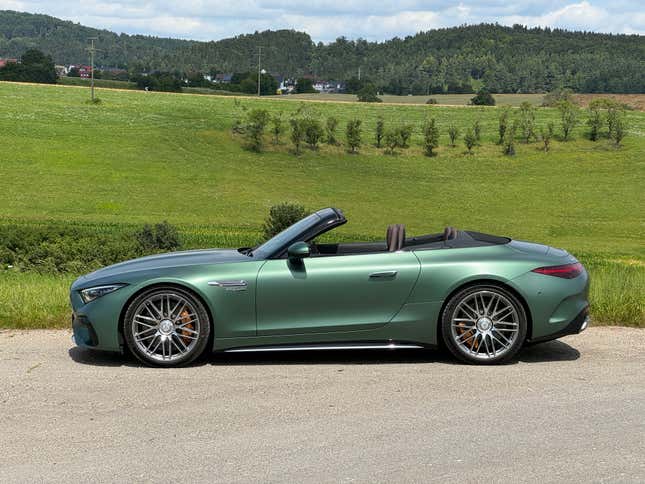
[426,98,438,105]
[262,203,309,239]
[607,109,627,147]
[502,121,517,156]
[540,122,554,152]
[382,125,413,154]
[270,113,285,145]
[290,117,306,154]
[345,119,362,153]
[542,88,575,107]
[470,88,495,106]
[518,101,536,143]
[375,116,385,148]
[231,118,245,134]
[473,119,482,144]
[464,128,476,154]
[384,129,400,155]
[398,125,413,148]
[448,125,460,147]
[326,117,339,145]
[357,84,382,103]
[303,118,324,150]
[135,221,181,253]
[557,100,578,141]
[498,107,510,145]
[422,118,440,156]
[587,104,603,141]
[605,101,628,147]
[0,222,181,273]
[243,108,270,152]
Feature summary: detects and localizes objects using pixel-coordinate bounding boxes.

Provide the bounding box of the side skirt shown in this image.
[221,341,428,353]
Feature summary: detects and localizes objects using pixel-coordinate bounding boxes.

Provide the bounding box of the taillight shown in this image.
[532,262,584,279]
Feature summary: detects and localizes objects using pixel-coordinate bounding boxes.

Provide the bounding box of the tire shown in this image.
[123,285,211,367]
[441,284,527,364]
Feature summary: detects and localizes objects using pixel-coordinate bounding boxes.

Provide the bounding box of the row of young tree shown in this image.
[236,100,628,157]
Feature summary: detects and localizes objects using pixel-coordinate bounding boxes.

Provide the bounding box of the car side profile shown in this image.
[70,207,590,366]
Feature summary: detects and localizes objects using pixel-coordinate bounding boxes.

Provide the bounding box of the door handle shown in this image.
[369,270,397,279]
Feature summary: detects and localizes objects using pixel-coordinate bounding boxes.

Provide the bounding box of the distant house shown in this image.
[0,58,18,68]
[278,77,296,94]
[54,65,68,77]
[313,80,345,93]
[68,64,93,78]
[214,73,233,83]
[78,65,92,78]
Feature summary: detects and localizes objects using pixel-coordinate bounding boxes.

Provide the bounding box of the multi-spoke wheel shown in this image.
[123,286,211,367]
[441,284,527,364]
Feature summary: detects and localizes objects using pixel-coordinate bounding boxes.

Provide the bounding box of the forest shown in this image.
[0,10,643,94]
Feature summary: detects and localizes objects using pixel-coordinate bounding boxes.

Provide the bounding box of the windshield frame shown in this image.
[251,208,346,259]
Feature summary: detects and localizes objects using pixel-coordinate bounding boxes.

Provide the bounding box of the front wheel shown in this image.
[441,284,527,364]
[123,286,211,367]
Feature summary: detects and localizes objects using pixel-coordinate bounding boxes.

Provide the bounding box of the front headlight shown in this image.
[79,284,126,304]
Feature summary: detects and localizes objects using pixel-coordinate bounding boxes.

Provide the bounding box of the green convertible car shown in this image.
[71,207,590,366]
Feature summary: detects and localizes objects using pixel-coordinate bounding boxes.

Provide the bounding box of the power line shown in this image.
[86,37,101,102]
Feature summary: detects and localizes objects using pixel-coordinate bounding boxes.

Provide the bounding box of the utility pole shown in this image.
[257,46,262,97]
[87,37,99,102]
[358,66,361,81]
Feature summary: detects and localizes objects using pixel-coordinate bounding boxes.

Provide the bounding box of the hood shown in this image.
[74,249,252,287]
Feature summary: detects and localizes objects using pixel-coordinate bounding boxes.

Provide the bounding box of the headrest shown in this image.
[443,226,457,241]
[387,224,406,251]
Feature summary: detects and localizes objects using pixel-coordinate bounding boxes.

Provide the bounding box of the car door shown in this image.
[256,251,421,335]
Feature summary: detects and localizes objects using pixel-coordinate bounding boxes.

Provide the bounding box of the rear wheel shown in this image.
[441,284,527,364]
[123,286,211,367]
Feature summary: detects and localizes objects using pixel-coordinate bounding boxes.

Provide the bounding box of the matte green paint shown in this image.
[70,237,589,353]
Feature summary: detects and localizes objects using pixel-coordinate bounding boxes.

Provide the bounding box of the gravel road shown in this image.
[1,327,644,483]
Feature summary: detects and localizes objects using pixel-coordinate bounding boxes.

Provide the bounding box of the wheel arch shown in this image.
[118,281,215,351]
[435,278,533,346]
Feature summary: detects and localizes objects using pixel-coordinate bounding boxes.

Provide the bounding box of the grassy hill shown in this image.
[0,81,643,328]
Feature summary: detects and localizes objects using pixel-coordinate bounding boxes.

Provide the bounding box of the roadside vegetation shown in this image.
[0,82,642,329]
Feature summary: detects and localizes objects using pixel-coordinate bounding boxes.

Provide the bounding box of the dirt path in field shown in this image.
[0,326,644,483]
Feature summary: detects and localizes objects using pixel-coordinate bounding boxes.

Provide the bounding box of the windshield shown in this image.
[252,213,321,258]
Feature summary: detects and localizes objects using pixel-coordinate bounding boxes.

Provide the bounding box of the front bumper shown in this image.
[72,313,99,347]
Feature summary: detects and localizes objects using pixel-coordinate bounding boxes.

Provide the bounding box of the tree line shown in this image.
[236,100,629,157]
[1,10,643,94]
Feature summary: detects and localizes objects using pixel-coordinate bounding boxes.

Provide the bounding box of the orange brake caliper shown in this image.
[179,309,193,345]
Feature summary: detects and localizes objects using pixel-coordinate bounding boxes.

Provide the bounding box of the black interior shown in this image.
[309,225,509,257]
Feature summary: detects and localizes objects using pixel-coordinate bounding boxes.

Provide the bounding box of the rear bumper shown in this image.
[526,306,590,344]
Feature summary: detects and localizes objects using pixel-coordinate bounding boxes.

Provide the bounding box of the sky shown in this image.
[1,1,643,42]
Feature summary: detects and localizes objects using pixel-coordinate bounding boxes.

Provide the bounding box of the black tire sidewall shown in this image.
[441,284,527,365]
[123,285,211,367]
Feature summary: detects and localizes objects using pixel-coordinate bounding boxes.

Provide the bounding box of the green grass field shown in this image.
[0,81,643,329]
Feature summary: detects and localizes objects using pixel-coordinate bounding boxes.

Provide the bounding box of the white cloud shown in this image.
[1,1,643,41]
[0,0,27,10]
[500,1,642,34]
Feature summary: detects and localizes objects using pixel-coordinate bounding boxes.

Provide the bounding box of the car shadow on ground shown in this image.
[69,339,580,367]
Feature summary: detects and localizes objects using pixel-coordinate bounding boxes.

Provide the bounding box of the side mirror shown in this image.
[287,241,310,260]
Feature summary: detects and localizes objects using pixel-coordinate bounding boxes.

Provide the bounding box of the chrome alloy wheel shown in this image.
[450,290,520,360]
[131,292,202,362]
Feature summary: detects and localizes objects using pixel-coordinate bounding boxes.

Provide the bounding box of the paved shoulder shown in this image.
[0,327,644,483]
